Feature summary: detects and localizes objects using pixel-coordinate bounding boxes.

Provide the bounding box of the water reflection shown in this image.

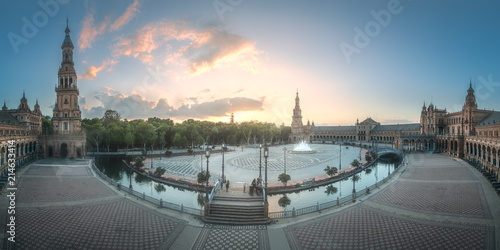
[94,156,398,213]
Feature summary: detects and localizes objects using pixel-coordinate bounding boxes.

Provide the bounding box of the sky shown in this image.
[1,0,500,126]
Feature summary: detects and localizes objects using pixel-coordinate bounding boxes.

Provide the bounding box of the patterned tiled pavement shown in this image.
[1,153,499,249]
[192,225,270,250]
[285,205,494,249]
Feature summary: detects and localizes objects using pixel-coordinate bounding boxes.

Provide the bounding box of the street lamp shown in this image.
[283,147,287,175]
[339,141,342,170]
[221,143,225,182]
[129,165,133,189]
[264,146,269,204]
[259,144,262,178]
[205,146,211,201]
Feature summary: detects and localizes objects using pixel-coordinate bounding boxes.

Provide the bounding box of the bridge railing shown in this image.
[268,157,406,219]
[209,180,222,204]
[91,160,202,216]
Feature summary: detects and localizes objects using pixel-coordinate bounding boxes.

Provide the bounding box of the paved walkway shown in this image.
[0,153,498,249]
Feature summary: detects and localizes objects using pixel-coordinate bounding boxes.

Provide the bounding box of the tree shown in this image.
[365,154,372,162]
[172,132,188,148]
[154,183,166,193]
[85,123,104,152]
[42,116,53,135]
[278,195,291,208]
[134,121,157,151]
[197,171,211,184]
[124,132,135,149]
[101,110,121,127]
[351,159,360,168]
[325,185,338,196]
[352,174,360,194]
[278,173,291,187]
[324,165,338,178]
[154,167,166,177]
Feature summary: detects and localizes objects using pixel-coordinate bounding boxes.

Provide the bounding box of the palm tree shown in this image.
[325,185,338,196]
[324,165,338,178]
[351,174,360,201]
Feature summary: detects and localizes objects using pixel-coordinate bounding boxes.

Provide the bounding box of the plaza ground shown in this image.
[0,153,499,249]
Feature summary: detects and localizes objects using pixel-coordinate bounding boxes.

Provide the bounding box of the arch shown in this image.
[0,146,4,165]
[61,143,69,158]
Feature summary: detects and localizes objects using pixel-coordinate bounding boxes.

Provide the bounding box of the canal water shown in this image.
[94,156,397,213]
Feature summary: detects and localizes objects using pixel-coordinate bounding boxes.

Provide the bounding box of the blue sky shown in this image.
[1,0,499,125]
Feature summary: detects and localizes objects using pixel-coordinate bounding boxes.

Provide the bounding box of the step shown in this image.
[207,213,266,220]
[213,196,263,202]
[209,209,264,216]
[209,204,264,210]
[202,217,271,225]
[203,216,270,223]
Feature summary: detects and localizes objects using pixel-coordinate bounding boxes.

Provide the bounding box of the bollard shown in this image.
[316,202,319,212]
[118,183,121,190]
[292,207,296,217]
[181,204,184,213]
[160,198,163,208]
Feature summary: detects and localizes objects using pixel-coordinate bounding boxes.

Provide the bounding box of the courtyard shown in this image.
[1,152,499,249]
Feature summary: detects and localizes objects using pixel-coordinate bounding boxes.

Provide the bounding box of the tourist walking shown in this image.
[226,179,230,192]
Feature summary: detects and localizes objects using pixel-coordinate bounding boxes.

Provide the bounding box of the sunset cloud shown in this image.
[80,59,116,80]
[79,0,141,51]
[112,20,261,74]
[81,88,264,119]
[79,13,107,51]
[110,0,140,32]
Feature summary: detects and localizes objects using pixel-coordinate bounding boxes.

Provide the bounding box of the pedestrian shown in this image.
[243,182,246,193]
[226,179,230,192]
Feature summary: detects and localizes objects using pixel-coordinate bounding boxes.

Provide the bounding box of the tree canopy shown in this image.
[82,110,291,152]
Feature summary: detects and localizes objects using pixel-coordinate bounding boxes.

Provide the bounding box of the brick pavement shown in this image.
[284,204,495,249]
[2,153,499,249]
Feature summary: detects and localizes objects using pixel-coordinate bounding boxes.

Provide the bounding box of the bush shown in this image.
[165,150,172,156]
[187,148,193,154]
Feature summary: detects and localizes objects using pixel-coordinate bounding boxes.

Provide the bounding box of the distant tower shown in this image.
[420,102,427,134]
[42,19,86,158]
[462,80,478,136]
[230,113,234,124]
[290,90,305,142]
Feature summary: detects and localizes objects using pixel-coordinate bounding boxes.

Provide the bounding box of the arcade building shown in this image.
[0,20,86,176]
[290,85,500,180]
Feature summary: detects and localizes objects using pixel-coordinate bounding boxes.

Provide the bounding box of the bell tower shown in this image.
[52,18,82,135]
[41,19,86,158]
[290,90,305,142]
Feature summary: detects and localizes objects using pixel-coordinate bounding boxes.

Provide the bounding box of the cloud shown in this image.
[110,0,140,32]
[79,0,141,51]
[112,20,261,74]
[79,13,107,51]
[81,87,264,119]
[80,58,116,80]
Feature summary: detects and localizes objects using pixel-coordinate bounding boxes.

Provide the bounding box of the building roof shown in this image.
[0,111,21,125]
[372,123,420,131]
[359,117,379,125]
[311,126,356,132]
[477,112,500,127]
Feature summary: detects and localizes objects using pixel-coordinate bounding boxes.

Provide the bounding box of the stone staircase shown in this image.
[203,192,271,225]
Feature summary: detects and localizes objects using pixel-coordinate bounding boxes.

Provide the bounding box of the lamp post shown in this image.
[129,165,133,189]
[264,146,269,204]
[205,147,211,201]
[283,147,287,175]
[339,141,342,170]
[259,144,262,178]
[221,143,225,182]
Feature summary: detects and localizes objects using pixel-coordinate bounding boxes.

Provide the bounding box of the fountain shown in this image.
[290,140,317,154]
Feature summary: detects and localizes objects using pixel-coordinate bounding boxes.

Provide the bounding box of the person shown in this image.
[226,179,230,192]
[251,178,256,194]
[243,182,246,193]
